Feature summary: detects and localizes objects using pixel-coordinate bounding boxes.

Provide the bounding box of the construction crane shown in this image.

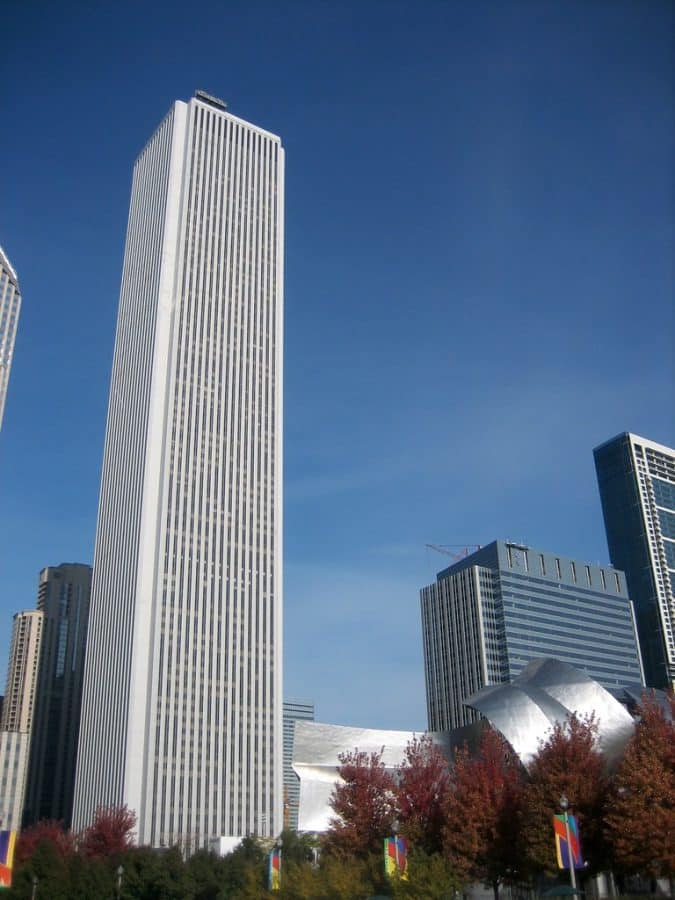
[425,544,482,563]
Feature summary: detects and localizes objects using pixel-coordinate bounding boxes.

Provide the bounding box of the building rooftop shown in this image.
[0,245,19,284]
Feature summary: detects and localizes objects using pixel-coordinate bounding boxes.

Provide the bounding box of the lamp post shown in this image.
[116,863,124,899]
[559,795,576,891]
[31,875,38,900]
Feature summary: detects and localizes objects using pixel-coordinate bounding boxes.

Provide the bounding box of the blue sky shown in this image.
[1,0,672,731]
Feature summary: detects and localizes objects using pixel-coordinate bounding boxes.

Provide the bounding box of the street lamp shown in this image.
[559,795,576,891]
[116,863,124,899]
[31,875,38,900]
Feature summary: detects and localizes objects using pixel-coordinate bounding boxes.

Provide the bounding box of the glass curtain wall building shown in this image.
[24,564,92,827]
[282,699,314,830]
[594,433,675,689]
[421,541,644,730]
[0,245,21,432]
[73,92,284,848]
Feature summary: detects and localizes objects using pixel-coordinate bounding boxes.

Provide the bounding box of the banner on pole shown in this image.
[0,831,16,889]
[268,847,281,891]
[384,835,408,880]
[553,814,584,870]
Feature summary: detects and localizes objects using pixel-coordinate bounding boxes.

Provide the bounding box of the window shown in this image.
[653,478,675,511]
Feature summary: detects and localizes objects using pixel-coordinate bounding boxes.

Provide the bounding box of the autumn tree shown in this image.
[444,725,525,900]
[521,713,608,878]
[605,693,675,878]
[78,804,137,858]
[14,819,74,865]
[396,734,451,854]
[323,748,397,859]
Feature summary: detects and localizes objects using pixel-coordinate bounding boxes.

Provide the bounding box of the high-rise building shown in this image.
[23,564,92,826]
[421,541,644,730]
[0,245,21,432]
[0,611,43,831]
[283,699,314,830]
[73,92,284,849]
[0,611,43,734]
[594,433,675,689]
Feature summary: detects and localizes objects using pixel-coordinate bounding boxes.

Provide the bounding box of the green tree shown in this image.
[221,835,268,898]
[7,839,73,900]
[119,845,192,899]
[605,693,675,878]
[391,850,460,899]
[277,828,317,865]
[279,853,383,899]
[185,848,230,900]
[8,840,113,900]
[65,852,113,900]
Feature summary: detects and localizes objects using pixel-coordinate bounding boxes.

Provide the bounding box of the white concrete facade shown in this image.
[0,731,30,831]
[0,245,21,432]
[73,94,284,848]
[0,610,43,831]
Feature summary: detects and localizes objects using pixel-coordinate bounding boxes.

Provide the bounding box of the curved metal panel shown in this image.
[293,660,647,832]
[466,658,635,767]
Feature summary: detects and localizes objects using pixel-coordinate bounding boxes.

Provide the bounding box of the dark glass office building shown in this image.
[23,563,92,826]
[594,432,675,690]
[421,540,644,730]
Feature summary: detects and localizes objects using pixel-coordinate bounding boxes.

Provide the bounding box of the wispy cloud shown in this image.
[287,366,666,506]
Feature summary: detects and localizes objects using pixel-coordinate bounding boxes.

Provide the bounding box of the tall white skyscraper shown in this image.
[0,245,21,432]
[73,92,284,849]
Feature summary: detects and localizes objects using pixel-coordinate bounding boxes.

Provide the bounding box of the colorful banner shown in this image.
[553,813,584,870]
[268,847,281,891]
[0,831,16,889]
[384,835,408,880]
